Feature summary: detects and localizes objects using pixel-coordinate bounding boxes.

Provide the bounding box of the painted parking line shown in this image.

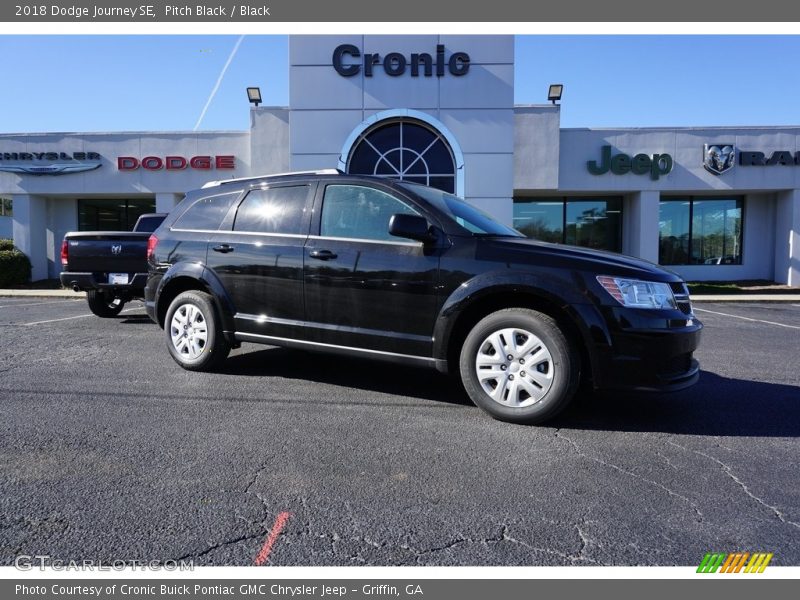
[694,307,800,330]
[21,307,143,326]
[0,299,84,309]
[254,511,291,566]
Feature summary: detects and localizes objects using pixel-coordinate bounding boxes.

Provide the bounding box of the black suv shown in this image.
[145,170,701,424]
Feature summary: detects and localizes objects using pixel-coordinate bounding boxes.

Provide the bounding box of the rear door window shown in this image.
[233,185,310,235]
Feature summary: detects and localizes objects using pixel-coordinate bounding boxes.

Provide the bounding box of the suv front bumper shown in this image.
[588,305,703,392]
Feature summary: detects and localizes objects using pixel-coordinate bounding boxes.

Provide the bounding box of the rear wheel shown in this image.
[165,290,230,371]
[459,308,579,425]
[86,290,124,318]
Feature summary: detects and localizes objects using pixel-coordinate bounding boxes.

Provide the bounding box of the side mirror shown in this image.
[388,213,435,243]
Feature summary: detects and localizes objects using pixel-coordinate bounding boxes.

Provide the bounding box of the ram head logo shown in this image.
[704,144,736,175]
[111,244,122,255]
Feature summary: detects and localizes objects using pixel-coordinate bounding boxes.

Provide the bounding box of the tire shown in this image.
[459,308,579,425]
[86,290,125,318]
[164,290,230,371]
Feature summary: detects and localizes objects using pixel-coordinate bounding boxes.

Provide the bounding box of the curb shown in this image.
[0,289,86,298]
[692,295,800,303]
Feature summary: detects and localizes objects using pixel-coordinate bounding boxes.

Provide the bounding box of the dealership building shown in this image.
[1,35,799,285]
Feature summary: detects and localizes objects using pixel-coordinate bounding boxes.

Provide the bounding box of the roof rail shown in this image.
[201,169,342,189]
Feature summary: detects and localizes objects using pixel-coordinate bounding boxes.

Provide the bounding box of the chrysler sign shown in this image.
[0,151,102,175]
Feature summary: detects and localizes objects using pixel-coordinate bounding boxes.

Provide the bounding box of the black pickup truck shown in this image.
[144,171,702,425]
[60,213,166,317]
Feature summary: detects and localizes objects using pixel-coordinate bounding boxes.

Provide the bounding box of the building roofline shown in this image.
[513,104,559,109]
[559,125,800,132]
[0,129,249,137]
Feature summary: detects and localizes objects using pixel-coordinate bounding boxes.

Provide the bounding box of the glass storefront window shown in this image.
[566,199,622,251]
[658,201,691,265]
[513,197,622,252]
[78,198,156,231]
[659,198,742,265]
[513,200,563,243]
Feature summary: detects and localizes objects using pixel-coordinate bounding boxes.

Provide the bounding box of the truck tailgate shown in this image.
[64,232,151,273]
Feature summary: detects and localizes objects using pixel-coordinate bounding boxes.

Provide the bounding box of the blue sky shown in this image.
[1,35,798,132]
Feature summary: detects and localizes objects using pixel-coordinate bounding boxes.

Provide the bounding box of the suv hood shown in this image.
[479,236,683,282]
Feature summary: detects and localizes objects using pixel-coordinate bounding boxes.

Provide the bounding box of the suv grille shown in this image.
[670,282,693,315]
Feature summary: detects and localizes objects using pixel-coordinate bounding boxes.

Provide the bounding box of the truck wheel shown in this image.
[86,290,125,318]
[165,290,230,371]
[459,308,579,425]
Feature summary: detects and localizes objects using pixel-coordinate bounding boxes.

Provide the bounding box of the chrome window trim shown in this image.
[167,229,418,246]
[169,228,222,234]
[169,228,309,239]
[307,235,422,247]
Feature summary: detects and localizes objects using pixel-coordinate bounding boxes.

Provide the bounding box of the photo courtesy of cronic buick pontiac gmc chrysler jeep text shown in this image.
[144,170,702,425]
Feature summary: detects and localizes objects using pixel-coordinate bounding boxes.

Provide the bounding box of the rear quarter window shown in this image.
[171,191,240,231]
[134,215,165,232]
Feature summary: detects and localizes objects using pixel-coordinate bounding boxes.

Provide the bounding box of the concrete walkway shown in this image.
[1,288,799,302]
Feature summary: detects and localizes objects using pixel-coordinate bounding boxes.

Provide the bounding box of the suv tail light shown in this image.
[146,234,158,262]
[60,240,68,266]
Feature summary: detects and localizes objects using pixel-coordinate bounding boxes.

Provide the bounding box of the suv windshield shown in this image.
[399,182,522,237]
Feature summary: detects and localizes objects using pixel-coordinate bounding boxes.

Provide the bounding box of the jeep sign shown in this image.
[587,146,673,181]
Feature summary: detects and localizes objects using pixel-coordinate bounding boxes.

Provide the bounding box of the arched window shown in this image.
[346,118,457,194]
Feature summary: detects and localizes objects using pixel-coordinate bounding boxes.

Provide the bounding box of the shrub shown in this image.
[0,247,32,286]
[0,238,14,251]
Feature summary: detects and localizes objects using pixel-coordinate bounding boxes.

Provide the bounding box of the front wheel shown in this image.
[459,308,579,425]
[164,290,230,371]
[86,290,124,318]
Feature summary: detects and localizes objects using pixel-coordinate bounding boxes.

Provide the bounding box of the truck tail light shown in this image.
[60,239,69,266]
[146,234,158,262]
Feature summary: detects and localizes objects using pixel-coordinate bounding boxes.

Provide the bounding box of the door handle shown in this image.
[309,249,338,260]
[212,244,234,253]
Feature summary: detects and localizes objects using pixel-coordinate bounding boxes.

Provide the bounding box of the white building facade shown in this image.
[1,35,799,285]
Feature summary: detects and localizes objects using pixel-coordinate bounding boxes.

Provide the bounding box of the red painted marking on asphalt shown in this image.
[254,511,291,565]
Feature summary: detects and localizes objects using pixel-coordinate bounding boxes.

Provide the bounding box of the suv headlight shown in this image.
[596,276,677,309]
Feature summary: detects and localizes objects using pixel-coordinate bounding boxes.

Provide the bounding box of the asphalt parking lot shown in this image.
[0,297,798,566]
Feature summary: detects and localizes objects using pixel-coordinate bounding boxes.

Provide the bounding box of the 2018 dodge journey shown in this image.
[144,170,701,424]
